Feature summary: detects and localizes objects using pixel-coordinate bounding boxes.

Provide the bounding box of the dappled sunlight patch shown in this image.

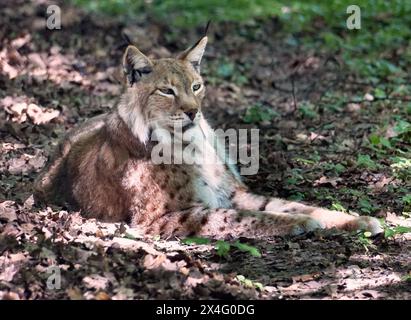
[1,95,60,125]
[0,33,89,86]
[1,33,123,97]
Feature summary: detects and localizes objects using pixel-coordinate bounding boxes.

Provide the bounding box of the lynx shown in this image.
[34,36,382,239]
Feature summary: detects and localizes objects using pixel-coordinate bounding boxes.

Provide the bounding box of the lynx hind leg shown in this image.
[134,207,324,239]
[33,145,67,202]
[231,190,383,235]
[34,114,106,202]
[267,201,383,235]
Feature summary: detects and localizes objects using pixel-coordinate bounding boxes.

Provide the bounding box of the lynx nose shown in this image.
[184,109,197,121]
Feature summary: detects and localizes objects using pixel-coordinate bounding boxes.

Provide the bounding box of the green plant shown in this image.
[394,120,411,135]
[215,240,231,257]
[331,202,347,212]
[356,154,378,170]
[384,226,411,239]
[181,237,211,245]
[402,194,411,211]
[216,62,235,79]
[356,231,376,252]
[215,240,262,258]
[235,275,264,290]
[288,192,305,201]
[243,104,279,124]
[369,134,392,149]
[323,162,346,175]
[391,157,411,181]
[358,198,378,214]
[181,237,261,258]
[298,102,318,119]
[374,88,386,99]
[233,241,262,257]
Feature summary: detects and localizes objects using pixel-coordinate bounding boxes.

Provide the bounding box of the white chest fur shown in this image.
[193,162,232,209]
[186,121,236,209]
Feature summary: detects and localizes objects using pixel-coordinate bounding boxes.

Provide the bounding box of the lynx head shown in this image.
[118,36,208,143]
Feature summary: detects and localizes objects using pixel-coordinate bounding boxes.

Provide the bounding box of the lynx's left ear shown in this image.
[178,36,208,72]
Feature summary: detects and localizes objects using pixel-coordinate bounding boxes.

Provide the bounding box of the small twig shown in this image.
[290,75,298,114]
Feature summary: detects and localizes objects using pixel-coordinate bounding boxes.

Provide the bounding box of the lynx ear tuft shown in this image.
[123,46,153,86]
[178,36,208,72]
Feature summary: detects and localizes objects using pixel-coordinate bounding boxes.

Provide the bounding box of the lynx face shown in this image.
[120,37,208,143]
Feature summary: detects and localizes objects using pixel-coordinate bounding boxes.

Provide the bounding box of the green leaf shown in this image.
[374,88,386,99]
[217,62,235,78]
[384,228,395,238]
[393,226,411,234]
[369,134,380,146]
[235,275,263,289]
[182,237,211,245]
[285,177,298,185]
[233,241,262,257]
[244,279,253,287]
[402,194,411,205]
[358,198,376,214]
[331,202,346,212]
[289,192,305,201]
[334,163,346,174]
[243,104,278,124]
[254,282,264,290]
[356,154,377,170]
[380,137,392,148]
[298,102,318,119]
[384,225,411,238]
[369,134,392,149]
[391,157,411,180]
[215,240,231,257]
[403,275,411,282]
[236,275,245,282]
[394,120,411,135]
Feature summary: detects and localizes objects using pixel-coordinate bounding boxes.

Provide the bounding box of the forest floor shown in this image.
[0,0,410,300]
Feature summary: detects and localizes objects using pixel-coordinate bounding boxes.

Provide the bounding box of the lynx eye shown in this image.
[159,88,175,96]
[192,84,201,91]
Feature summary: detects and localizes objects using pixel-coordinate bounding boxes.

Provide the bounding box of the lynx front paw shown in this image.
[290,216,325,235]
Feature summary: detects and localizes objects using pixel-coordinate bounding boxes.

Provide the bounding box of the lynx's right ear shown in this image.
[123,45,153,86]
[177,36,208,72]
